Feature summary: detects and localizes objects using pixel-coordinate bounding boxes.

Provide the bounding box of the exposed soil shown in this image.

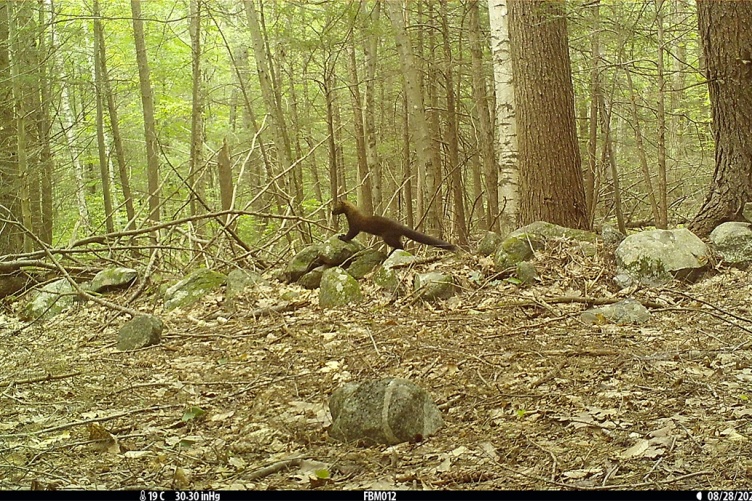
[1,240,750,490]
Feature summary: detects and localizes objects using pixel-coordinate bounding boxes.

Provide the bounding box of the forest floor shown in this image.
[1,239,751,491]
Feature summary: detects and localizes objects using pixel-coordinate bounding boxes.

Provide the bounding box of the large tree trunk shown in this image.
[688,1,752,237]
[508,0,588,230]
[131,0,161,223]
[585,0,600,227]
[655,0,668,229]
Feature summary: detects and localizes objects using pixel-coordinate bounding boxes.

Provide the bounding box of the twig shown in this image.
[3,371,81,386]
[0,404,181,438]
[247,458,305,481]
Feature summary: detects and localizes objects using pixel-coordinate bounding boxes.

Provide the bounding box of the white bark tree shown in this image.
[487,0,518,229]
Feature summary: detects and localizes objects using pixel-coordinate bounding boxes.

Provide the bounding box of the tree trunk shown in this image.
[362,0,381,212]
[585,0,600,227]
[188,0,206,236]
[508,0,588,229]
[243,0,299,213]
[624,62,661,226]
[8,2,32,252]
[486,0,516,231]
[689,0,752,237]
[347,42,373,214]
[440,0,467,245]
[131,0,161,223]
[384,0,441,232]
[93,0,114,234]
[655,0,668,228]
[95,0,135,230]
[217,139,234,227]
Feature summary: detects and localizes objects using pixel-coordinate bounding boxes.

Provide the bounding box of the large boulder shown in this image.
[329,378,443,445]
[615,228,709,287]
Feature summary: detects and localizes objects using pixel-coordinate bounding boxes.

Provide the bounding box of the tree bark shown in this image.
[384,0,442,232]
[188,0,206,235]
[93,0,114,234]
[508,0,588,229]
[689,0,752,236]
[347,42,373,215]
[131,0,161,223]
[440,0,467,245]
[486,0,517,230]
[95,0,135,230]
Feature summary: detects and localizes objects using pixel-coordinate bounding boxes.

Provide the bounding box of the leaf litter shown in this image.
[0,241,750,490]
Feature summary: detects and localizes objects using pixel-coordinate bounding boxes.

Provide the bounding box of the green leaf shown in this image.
[182,406,206,422]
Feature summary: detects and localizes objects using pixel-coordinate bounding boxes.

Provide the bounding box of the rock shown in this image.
[89,267,138,293]
[299,265,329,289]
[164,269,227,310]
[21,278,76,321]
[710,221,752,266]
[117,315,163,351]
[493,233,544,270]
[319,268,362,307]
[0,273,26,299]
[515,262,539,285]
[346,249,387,279]
[382,249,417,268]
[373,265,400,293]
[226,269,264,299]
[581,298,651,325]
[283,244,321,283]
[615,228,709,287]
[318,236,364,266]
[477,231,503,257]
[509,221,598,243]
[329,378,443,445]
[601,224,626,246]
[413,272,455,301]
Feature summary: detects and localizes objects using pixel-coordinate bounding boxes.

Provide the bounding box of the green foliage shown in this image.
[8,0,712,253]
[182,406,207,422]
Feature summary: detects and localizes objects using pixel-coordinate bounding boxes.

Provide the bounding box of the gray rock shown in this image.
[319,267,362,307]
[509,221,598,243]
[382,249,417,269]
[329,378,443,445]
[164,269,227,310]
[89,267,137,293]
[601,224,626,246]
[477,231,503,257]
[299,265,329,289]
[373,265,400,293]
[283,244,321,283]
[318,236,364,266]
[117,315,163,351]
[346,249,387,279]
[413,272,455,301]
[226,269,264,299]
[21,278,76,321]
[581,298,651,325]
[615,228,709,286]
[515,261,539,285]
[710,221,752,266]
[493,233,544,270]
